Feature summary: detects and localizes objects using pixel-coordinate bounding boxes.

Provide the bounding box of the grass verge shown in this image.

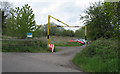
[56,42,83,46]
[2,40,50,53]
[72,38,119,72]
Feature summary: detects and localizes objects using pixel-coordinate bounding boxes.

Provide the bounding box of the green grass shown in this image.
[2,40,50,53]
[2,39,59,53]
[2,45,47,52]
[72,38,119,72]
[56,42,83,46]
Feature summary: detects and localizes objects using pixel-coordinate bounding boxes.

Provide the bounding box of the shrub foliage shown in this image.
[73,38,119,72]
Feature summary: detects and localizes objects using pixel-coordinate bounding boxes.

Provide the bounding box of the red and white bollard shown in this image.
[49,44,54,52]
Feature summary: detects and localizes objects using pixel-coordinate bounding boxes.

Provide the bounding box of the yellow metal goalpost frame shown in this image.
[47,15,87,49]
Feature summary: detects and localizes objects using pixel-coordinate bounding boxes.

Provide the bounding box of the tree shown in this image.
[33,25,42,37]
[110,2,120,40]
[61,29,74,37]
[0,1,13,34]
[0,1,12,23]
[37,22,65,37]
[74,27,85,38]
[80,1,119,41]
[5,4,36,39]
[0,9,2,34]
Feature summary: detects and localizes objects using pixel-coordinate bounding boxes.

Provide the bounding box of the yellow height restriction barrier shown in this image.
[47,15,87,49]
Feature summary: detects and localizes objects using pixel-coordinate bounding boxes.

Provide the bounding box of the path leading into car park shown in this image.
[2,46,86,72]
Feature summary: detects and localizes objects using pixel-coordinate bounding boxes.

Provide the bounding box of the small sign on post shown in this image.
[49,44,54,52]
[27,33,32,38]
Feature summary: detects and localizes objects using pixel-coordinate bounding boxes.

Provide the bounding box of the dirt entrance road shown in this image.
[2,46,85,72]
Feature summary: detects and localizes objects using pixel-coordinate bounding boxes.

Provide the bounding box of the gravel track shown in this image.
[2,46,85,72]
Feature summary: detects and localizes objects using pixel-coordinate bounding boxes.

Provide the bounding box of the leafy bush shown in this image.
[73,38,119,72]
[2,39,49,52]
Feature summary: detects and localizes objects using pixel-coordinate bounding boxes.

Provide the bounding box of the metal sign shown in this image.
[27,33,32,37]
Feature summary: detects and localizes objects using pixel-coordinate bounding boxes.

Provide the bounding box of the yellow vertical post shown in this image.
[47,15,50,49]
[85,26,87,46]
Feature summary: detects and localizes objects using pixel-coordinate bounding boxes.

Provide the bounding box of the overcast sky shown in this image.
[2,0,104,31]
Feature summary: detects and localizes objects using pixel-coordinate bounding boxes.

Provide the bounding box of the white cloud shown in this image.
[40,2,64,14]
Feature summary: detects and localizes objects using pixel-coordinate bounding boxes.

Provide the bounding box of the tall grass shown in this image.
[73,38,119,72]
[2,39,48,52]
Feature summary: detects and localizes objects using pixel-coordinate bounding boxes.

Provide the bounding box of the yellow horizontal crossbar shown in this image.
[51,25,85,27]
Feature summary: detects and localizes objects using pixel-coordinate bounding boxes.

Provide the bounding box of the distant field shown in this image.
[2,35,83,47]
[39,36,82,46]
